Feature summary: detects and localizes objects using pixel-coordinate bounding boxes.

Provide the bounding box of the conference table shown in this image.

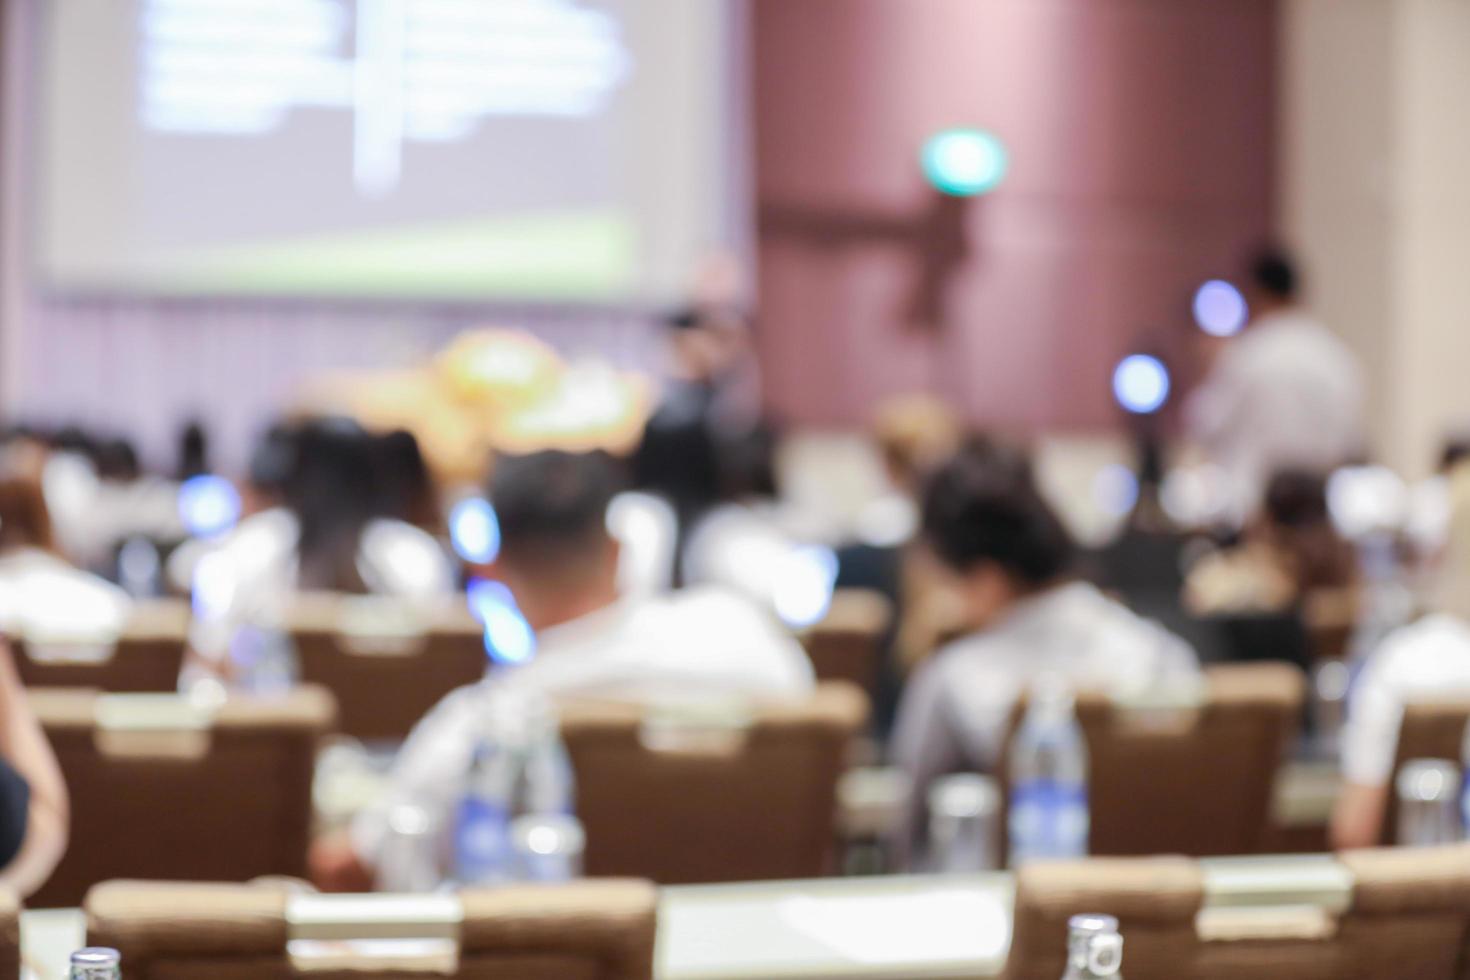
[19,875,1012,980]
[19,850,1357,980]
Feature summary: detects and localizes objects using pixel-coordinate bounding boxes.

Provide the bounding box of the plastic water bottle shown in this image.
[231,624,299,696]
[1397,758,1461,846]
[1459,721,1470,837]
[1061,914,1123,979]
[454,692,580,883]
[927,773,999,873]
[1009,681,1089,866]
[453,735,516,884]
[70,947,122,979]
[520,696,576,817]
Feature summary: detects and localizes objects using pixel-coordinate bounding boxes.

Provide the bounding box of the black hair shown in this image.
[664,306,704,332]
[94,439,140,482]
[51,425,95,459]
[1439,435,1470,475]
[1263,469,1331,529]
[1249,247,1299,301]
[249,422,299,498]
[374,429,436,529]
[491,451,621,570]
[283,417,381,592]
[921,441,1074,585]
[715,425,780,502]
[178,420,209,480]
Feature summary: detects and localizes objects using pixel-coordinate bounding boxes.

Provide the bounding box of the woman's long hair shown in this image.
[282,419,381,593]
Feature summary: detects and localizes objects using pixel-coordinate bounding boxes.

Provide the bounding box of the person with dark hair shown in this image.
[632,302,763,580]
[889,443,1199,866]
[1187,246,1365,520]
[315,449,813,889]
[1184,468,1357,616]
[681,424,802,613]
[176,418,454,660]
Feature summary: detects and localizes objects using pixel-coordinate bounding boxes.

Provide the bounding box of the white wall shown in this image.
[1282,0,1470,476]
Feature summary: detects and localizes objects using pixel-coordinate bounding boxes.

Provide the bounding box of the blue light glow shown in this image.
[450,497,501,563]
[467,578,535,666]
[1193,280,1249,337]
[773,545,839,630]
[177,475,241,539]
[1112,355,1171,415]
[921,128,1008,197]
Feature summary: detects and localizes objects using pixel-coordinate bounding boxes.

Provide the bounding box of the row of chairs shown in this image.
[28,661,1317,908]
[12,844,1470,979]
[27,683,867,908]
[10,591,892,742]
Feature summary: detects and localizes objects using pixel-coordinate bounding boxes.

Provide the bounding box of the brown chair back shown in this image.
[799,589,891,696]
[1001,845,1470,980]
[0,891,17,980]
[12,600,189,692]
[998,663,1303,858]
[1382,697,1470,844]
[288,594,486,741]
[559,683,867,884]
[85,879,657,980]
[30,686,335,908]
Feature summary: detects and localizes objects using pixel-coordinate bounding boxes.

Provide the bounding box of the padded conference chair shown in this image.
[799,589,892,696]
[0,890,16,980]
[1001,844,1470,980]
[559,682,868,884]
[1380,696,1470,845]
[29,686,335,908]
[11,600,189,692]
[287,594,487,742]
[85,879,657,980]
[997,663,1303,859]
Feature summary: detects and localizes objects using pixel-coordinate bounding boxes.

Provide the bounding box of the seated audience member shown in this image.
[314,450,814,888]
[0,471,130,639]
[1185,469,1357,616]
[0,641,68,897]
[683,425,806,614]
[178,419,454,673]
[1332,463,1470,849]
[891,442,1200,863]
[86,438,183,566]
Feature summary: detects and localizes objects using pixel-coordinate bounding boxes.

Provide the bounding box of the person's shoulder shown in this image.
[1377,614,1470,669]
[405,680,493,745]
[359,519,452,594]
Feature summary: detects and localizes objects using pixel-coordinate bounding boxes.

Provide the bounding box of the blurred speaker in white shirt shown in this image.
[1186,248,1366,521]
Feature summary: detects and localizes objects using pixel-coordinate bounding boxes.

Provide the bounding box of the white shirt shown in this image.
[177,508,455,658]
[893,582,1201,777]
[0,548,132,640]
[1340,614,1470,786]
[1187,309,1365,517]
[353,586,815,862]
[684,502,802,612]
[890,582,1199,861]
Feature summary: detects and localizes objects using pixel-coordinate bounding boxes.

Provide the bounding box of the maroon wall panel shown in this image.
[751,0,1277,430]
